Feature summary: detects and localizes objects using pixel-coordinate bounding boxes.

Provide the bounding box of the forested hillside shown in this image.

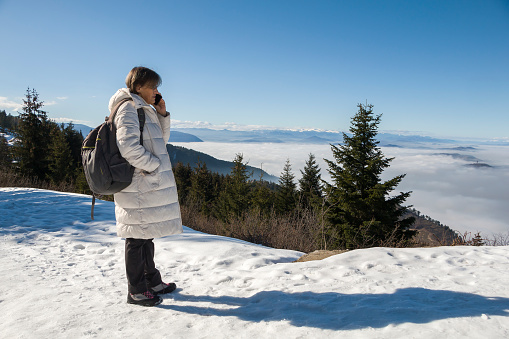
[406,209,462,246]
[166,144,278,182]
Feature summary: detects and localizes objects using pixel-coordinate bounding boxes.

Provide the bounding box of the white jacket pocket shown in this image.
[134,168,161,193]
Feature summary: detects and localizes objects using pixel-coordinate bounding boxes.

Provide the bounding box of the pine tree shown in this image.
[47,124,73,184]
[471,233,484,246]
[299,153,323,208]
[324,104,415,249]
[216,153,251,221]
[62,122,84,177]
[0,110,19,132]
[276,158,297,214]
[189,161,215,215]
[0,134,12,168]
[251,180,276,215]
[173,162,193,204]
[12,88,52,180]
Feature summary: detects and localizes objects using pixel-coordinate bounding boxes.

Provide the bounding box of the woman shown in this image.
[109,66,183,306]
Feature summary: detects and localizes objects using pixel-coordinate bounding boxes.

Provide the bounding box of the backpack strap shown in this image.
[107,98,132,123]
[107,98,145,146]
[91,194,96,220]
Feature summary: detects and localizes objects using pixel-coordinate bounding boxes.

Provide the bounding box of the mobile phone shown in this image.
[154,94,162,105]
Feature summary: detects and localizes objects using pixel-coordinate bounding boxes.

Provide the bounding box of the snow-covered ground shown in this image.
[1,188,509,338]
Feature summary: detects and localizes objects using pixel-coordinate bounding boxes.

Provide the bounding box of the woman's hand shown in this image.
[154,98,168,116]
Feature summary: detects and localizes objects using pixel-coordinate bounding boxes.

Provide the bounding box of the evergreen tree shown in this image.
[62,122,84,176]
[189,161,215,215]
[0,110,6,131]
[324,104,415,249]
[0,110,19,132]
[251,179,276,215]
[216,153,251,221]
[471,233,484,246]
[299,153,323,208]
[12,88,52,180]
[173,162,193,204]
[0,134,12,168]
[47,124,73,184]
[276,158,297,214]
[74,168,91,194]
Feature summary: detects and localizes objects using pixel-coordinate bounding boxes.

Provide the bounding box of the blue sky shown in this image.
[0,0,507,138]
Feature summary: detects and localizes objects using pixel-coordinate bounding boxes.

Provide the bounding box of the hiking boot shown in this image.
[150,282,177,295]
[127,291,162,307]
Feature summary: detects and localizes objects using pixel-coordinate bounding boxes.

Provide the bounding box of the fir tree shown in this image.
[216,153,251,221]
[0,134,12,168]
[0,110,19,132]
[173,162,193,204]
[471,233,484,246]
[324,104,415,249]
[276,158,297,214]
[299,153,323,208]
[12,88,53,180]
[62,122,84,176]
[47,124,73,184]
[189,161,215,215]
[251,179,276,215]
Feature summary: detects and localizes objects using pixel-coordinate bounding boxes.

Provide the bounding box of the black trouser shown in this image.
[125,238,163,294]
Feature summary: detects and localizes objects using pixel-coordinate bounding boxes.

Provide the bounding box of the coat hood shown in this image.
[108,88,148,113]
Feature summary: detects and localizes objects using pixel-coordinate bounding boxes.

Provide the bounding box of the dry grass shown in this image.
[294,250,348,262]
[181,203,321,252]
[452,231,509,246]
[0,168,76,193]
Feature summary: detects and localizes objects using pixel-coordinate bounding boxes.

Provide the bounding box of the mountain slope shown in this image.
[167,144,279,181]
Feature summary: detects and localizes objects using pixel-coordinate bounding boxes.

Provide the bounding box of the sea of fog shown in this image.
[172,142,509,237]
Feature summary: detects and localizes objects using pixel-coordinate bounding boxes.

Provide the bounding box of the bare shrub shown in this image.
[452,232,485,246]
[0,168,76,193]
[481,232,509,246]
[181,202,322,253]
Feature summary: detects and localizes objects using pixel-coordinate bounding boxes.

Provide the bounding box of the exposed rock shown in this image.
[294,250,348,263]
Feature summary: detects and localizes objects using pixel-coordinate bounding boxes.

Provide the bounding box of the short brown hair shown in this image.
[125,67,162,94]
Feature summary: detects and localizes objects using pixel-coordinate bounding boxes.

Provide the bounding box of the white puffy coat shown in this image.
[109,88,182,239]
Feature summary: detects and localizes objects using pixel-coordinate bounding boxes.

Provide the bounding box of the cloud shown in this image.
[171,120,341,133]
[171,119,276,131]
[0,96,23,112]
[56,97,68,100]
[44,101,57,106]
[381,130,433,136]
[52,117,91,125]
[375,146,509,235]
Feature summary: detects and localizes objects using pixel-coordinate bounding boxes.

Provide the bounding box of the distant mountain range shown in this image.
[70,124,93,137]
[171,127,458,146]
[170,131,203,142]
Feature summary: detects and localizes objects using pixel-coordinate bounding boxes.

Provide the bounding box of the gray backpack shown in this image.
[81,98,145,218]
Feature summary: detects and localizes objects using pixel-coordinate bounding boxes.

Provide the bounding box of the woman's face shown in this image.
[136,83,160,105]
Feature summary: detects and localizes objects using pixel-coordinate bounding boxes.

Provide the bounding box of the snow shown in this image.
[0,132,15,146]
[1,188,509,338]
